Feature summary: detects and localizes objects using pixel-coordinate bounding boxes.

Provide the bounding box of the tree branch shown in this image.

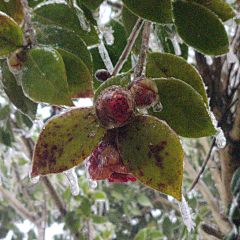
[112,18,144,76]
[201,222,225,239]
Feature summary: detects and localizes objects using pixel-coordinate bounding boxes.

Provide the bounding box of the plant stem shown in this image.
[134,21,152,78]
[112,18,144,76]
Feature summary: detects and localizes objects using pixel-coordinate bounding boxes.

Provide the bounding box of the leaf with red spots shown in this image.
[117,115,183,201]
[31,108,105,178]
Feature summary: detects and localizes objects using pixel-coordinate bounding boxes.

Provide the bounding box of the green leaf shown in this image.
[80,197,91,217]
[137,193,153,207]
[0,105,11,120]
[134,229,147,240]
[76,0,104,11]
[231,167,240,197]
[28,0,45,8]
[31,108,105,178]
[94,191,107,201]
[148,78,218,138]
[122,0,173,24]
[21,47,74,106]
[91,215,107,224]
[34,25,93,73]
[111,190,124,200]
[122,6,142,55]
[93,71,132,103]
[149,230,164,239]
[0,0,23,24]
[146,52,208,105]
[163,217,173,239]
[117,115,184,201]
[1,61,37,120]
[57,48,93,98]
[32,1,99,46]
[0,227,9,238]
[189,0,236,22]
[65,211,81,234]
[173,1,229,55]
[0,11,23,57]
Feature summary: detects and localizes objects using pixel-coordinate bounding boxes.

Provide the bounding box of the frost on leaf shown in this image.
[85,130,137,183]
[31,108,105,178]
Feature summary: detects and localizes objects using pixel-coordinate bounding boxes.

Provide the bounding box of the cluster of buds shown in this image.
[92,75,160,183]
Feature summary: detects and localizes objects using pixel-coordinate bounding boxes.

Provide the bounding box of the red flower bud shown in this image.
[128,77,159,109]
[86,131,137,183]
[95,86,135,129]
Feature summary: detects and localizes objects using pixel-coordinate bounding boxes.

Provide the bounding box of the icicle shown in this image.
[215,129,226,149]
[30,175,40,184]
[85,157,98,189]
[153,101,163,112]
[205,55,213,65]
[170,35,181,56]
[34,119,45,131]
[64,167,80,196]
[177,195,195,232]
[98,41,114,73]
[103,26,114,45]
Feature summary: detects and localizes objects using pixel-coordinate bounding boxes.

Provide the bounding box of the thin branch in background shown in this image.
[188,139,216,192]
[112,18,144,76]
[201,222,225,239]
[106,0,122,9]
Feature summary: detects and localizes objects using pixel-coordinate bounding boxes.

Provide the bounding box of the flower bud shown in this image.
[7,48,27,74]
[128,77,159,109]
[95,86,135,129]
[86,131,137,183]
[95,69,112,82]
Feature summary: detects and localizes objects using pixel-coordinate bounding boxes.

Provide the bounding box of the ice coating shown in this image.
[30,175,40,184]
[215,129,227,149]
[98,41,114,73]
[64,167,80,196]
[177,195,195,232]
[74,4,91,32]
[170,35,181,56]
[153,102,163,112]
[85,157,98,189]
[34,119,45,130]
[104,26,114,45]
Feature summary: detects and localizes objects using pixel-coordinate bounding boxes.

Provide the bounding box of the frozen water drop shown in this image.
[153,102,163,112]
[104,26,114,45]
[4,0,10,2]
[177,195,195,232]
[34,119,45,130]
[88,179,97,189]
[30,175,40,184]
[206,55,213,65]
[64,167,80,196]
[215,129,226,149]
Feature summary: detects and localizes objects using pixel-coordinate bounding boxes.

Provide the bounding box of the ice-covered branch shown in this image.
[112,18,144,76]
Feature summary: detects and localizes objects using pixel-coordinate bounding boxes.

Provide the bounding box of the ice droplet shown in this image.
[30,175,40,184]
[215,129,226,149]
[34,119,45,130]
[153,102,163,112]
[104,26,114,45]
[64,167,80,196]
[4,0,10,2]
[88,179,97,189]
[177,195,195,232]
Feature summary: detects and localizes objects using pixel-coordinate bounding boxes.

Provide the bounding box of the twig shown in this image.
[184,158,231,234]
[112,18,144,76]
[188,139,215,191]
[134,21,152,78]
[201,222,225,239]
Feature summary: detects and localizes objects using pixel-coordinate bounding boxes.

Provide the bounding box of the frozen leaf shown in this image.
[173,1,229,55]
[76,0,104,11]
[32,1,99,46]
[57,48,93,98]
[146,52,209,105]
[117,115,184,201]
[0,0,23,24]
[1,61,37,120]
[31,108,105,178]
[190,0,236,22]
[148,78,218,138]
[0,11,23,57]
[34,25,93,73]
[122,0,173,24]
[21,47,74,106]
[93,72,132,103]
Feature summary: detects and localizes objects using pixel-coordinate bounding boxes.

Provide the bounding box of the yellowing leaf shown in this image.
[117,115,183,201]
[31,108,105,178]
